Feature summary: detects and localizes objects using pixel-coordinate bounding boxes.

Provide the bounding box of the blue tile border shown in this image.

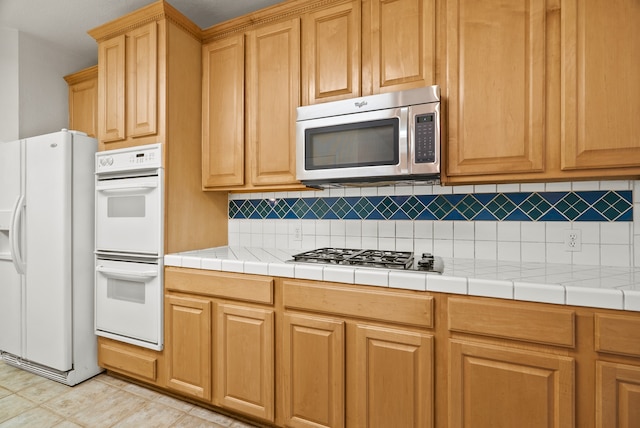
[229,190,633,222]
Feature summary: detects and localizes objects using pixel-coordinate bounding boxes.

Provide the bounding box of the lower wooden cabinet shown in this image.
[594,313,640,427]
[354,325,434,428]
[163,268,276,423]
[165,294,212,401]
[282,313,346,428]
[215,304,275,421]
[98,269,640,428]
[596,361,640,427]
[449,340,575,428]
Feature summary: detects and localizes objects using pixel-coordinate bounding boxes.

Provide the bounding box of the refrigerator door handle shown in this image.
[9,195,26,274]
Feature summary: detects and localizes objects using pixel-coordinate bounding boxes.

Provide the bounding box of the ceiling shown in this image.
[0,0,282,63]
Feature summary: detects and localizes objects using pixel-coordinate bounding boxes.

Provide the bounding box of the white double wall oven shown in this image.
[94,143,164,351]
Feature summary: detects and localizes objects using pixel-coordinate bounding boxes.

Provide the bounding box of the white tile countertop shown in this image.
[165,246,640,312]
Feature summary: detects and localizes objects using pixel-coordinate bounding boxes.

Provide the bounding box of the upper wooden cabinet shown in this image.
[443,0,640,184]
[302,0,436,105]
[246,18,301,187]
[94,22,157,149]
[561,0,640,170]
[89,1,184,152]
[202,18,304,192]
[202,35,245,188]
[64,65,98,138]
[301,1,361,104]
[445,0,546,178]
[362,0,436,95]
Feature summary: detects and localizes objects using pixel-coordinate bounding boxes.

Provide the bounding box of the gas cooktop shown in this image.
[289,248,444,274]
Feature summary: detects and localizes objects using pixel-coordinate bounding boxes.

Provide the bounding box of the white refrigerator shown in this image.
[0,130,102,385]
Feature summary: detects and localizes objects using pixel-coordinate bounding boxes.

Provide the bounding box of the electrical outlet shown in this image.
[563,229,581,252]
[293,226,302,241]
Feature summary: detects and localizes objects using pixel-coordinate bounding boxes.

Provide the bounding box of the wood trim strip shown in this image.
[165,267,274,304]
[98,342,157,381]
[89,0,201,42]
[202,0,352,41]
[448,298,575,347]
[595,314,640,357]
[283,280,433,328]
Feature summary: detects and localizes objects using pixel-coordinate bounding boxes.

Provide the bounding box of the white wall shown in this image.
[0,28,20,142]
[0,26,91,140]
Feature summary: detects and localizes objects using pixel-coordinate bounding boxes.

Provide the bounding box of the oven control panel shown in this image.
[96,143,163,174]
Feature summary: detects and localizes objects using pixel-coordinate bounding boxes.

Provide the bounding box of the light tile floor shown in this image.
[0,361,258,427]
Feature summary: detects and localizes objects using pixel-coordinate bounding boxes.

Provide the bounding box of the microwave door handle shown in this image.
[96,266,158,281]
[9,195,26,275]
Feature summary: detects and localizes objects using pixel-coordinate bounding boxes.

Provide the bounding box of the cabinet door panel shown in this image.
[597,361,640,428]
[127,22,158,139]
[302,1,361,104]
[561,0,640,169]
[165,295,212,401]
[247,19,300,186]
[446,0,545,176]
[216,304,274,422]
[450,340,574,428]
[366,0,435,94]
[355,325,433,428]
[68,75,98,138]
[98,35,125,143]
[283,313,345,428]
[202,35,245,187]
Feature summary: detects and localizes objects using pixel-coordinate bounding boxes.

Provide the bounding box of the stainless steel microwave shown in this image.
[296,86,440,188]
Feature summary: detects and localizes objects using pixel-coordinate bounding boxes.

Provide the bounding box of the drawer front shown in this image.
[98,339,158,382]
[595,314,640,357]
[283,280,433,328]
[448,298,575,347]
[165,267,274,304]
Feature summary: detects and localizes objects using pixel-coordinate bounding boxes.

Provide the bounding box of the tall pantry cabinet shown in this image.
[88,0,228,255]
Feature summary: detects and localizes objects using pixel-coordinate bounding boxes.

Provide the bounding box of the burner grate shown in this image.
[291,248,414,270]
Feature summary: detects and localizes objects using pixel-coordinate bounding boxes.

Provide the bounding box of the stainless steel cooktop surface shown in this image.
[289,248,444,274]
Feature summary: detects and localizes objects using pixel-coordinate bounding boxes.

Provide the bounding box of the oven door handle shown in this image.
[96,266,158,281]
[96,182,158,193]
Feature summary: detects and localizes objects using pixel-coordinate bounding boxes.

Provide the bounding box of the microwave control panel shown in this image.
[414,113,436,163]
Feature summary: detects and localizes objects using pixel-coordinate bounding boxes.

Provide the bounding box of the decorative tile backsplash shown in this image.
[229,190,632,222]
[228,180,640,268]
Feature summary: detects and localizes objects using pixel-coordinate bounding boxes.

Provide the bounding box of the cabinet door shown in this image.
[126,22,158,139]
[165,294,212,401]
[363,0,435,95]
[98,34,125,144]
[246,18,300,187]
[450,340,574,428]
[67,70,98,138]
[202,35,245,188]
[561,0,640,170]
[283,313,345,428]
[354,324,434,428]
[596,361,640,428]
[446,0,545,177]
[302,1,361,105]
[215,304,275,422]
